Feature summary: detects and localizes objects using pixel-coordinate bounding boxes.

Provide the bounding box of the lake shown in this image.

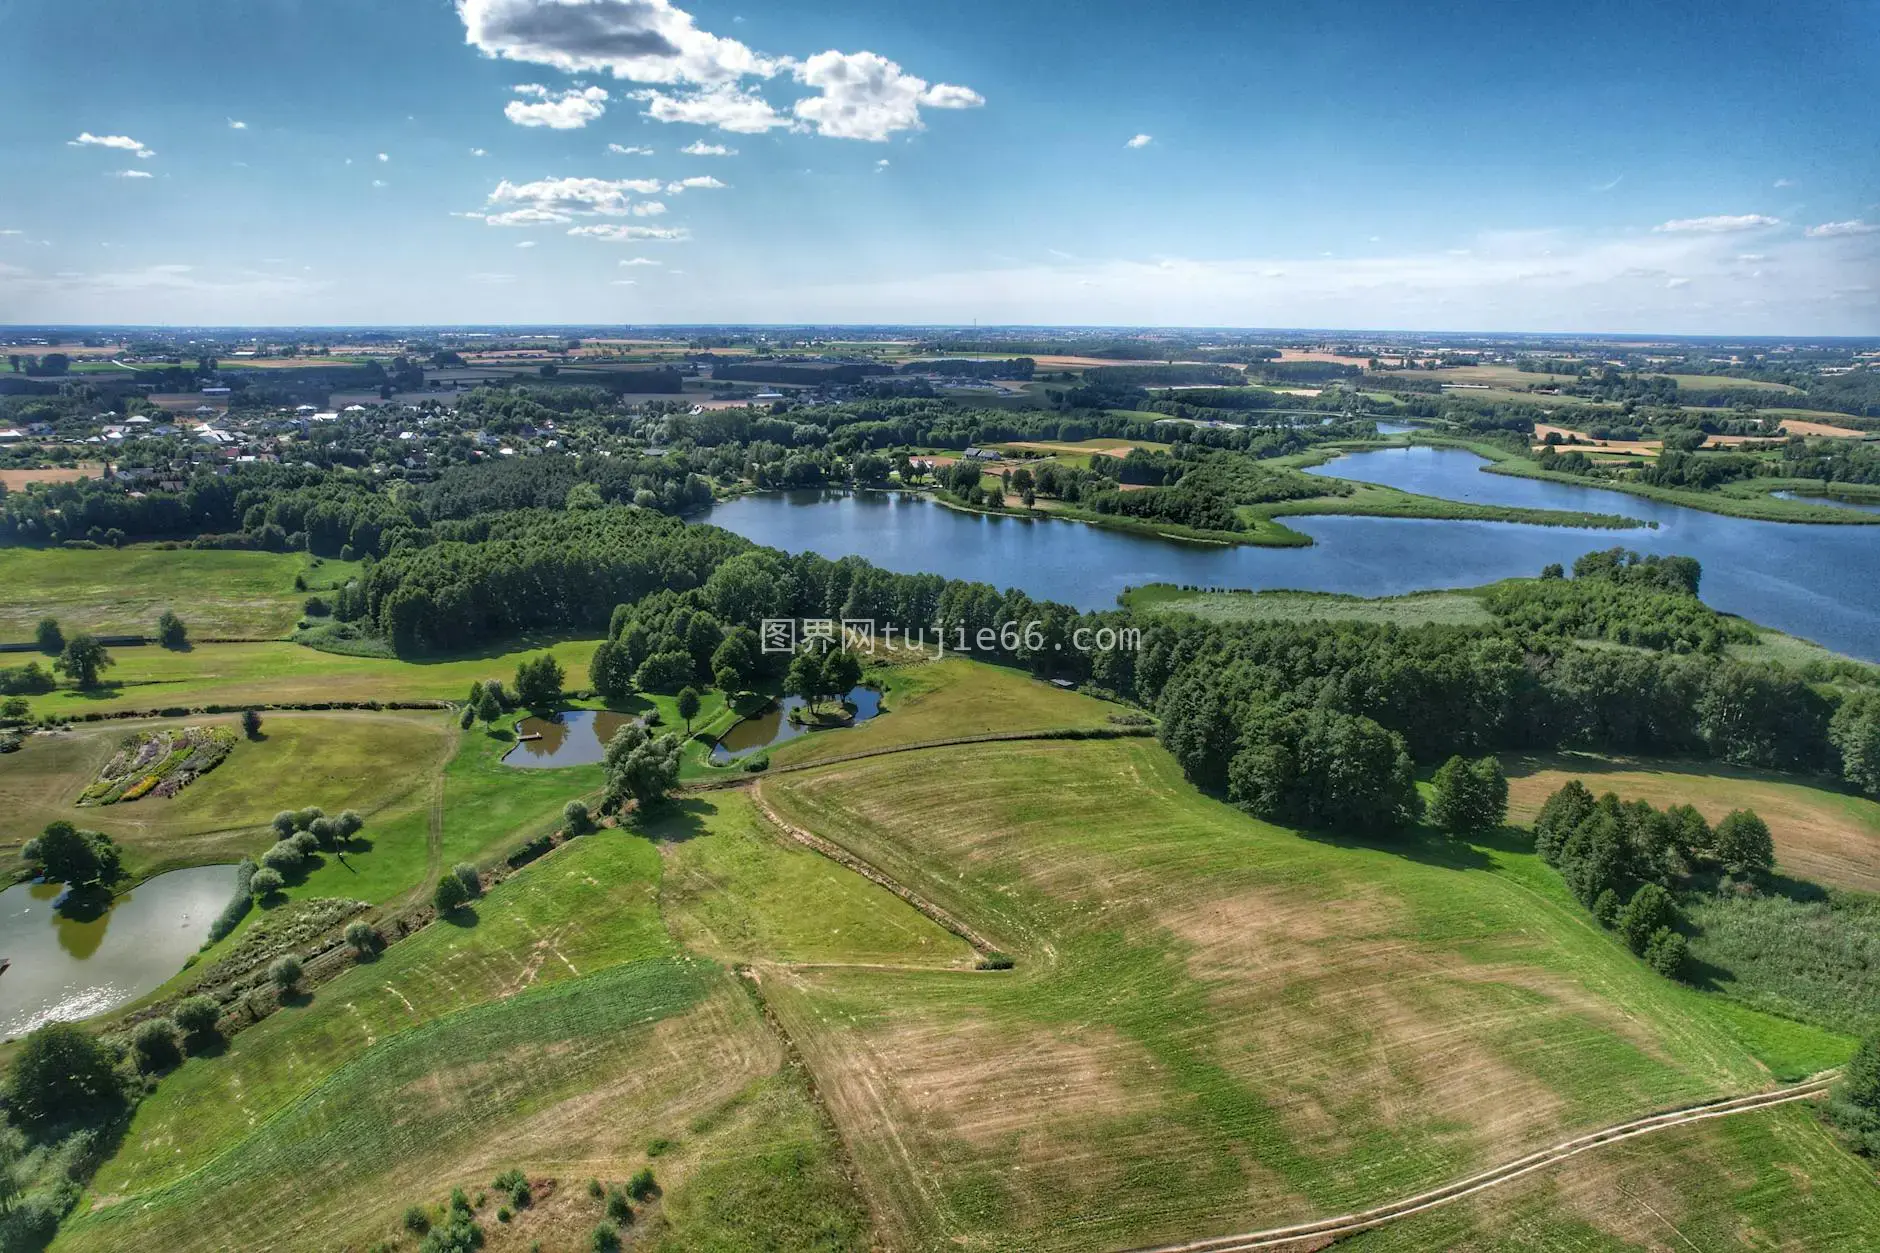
[700,451,1880,661]
[0,864,238,1039]
[709,685,883,764]
[503,709,639,768]
[1771,490,1880,515]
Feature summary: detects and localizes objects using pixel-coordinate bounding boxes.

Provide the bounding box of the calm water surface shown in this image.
[0,865,238,1038]
[701,450,1880,660]
[710,686,882,763]
[503,710,639,767]
[1771,490,1880,515]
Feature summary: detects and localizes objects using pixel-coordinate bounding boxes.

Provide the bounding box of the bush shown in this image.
[586,1178,604,1199]
[250,866,285,898]
[294,805,325,831]
[563,799,594,835]
[1826,1034,1880,1156]
[1618,883,1677,955]
[977,951,1015,971]
[269,954,303,992]
[261,843,304,876]
[433,872,470,915]
[452,863,482,900]
[131,1018,182,1071]
[5,1022,121,1125]
[605,1187,633,1223]
[209,857,257,941]
[157,610,189,650]
[625,1168,657,1201]
[493,1167,531,1208]
[271,810,298,839]
[336,809,365,839]
[345,919,379,955]
[309,816,340,849]
[172,995,221,1041]
[1592,887,1622,928]
[404,1206,432,1234]
[1644,926,1687,979]
[592,1220,622,1251]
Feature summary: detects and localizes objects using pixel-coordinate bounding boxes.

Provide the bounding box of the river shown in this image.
[699,448,1880,661]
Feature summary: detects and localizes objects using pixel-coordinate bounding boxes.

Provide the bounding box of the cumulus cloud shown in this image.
[631,200,667,215]
[609,143,654,154]
[619,256,661,265]
[460,1,981,141]
[457,0,782,84]
[70,132,153,159]
[371,178,388,187]
[875,158,888,172]
[228,119,248,130]
[377,152,390,162]
[466,175,681,227]
[470,147,488,156]
[1125,133,1152,149]
[664,174,724,191]
[505,83,609,127]
[1805,220,1878,238]
[636,84,792,132]
[1773,178,1795,188]
[682,140,734,155]
[516,239,537,247]
[111,169,154,179]
[790,50,982,141]
[567,223,691,241]
[1653,214,1780,233]
[611,278,637,285]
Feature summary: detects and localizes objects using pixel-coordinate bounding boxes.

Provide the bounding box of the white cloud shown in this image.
[1666,277,1690,288]
[1774,178,1795,188]
[481,207,574,226]
[1805,220,1878,238]
[609,143,654,154]
[516,240,538,247]
[631,200,667,216]
[228,118,248,130]
[457,0,783,84]
[1594,174,1622,192]
[377,152,390,162]
[636,84,792,132]
[682,140,734,155]
[371,178,388,188]
[1125,133,1152,149]
[70,132,153,158]
[110,169,154,179]
[505,84,609,128]
[470,147,488,156]
[664,174,724,191]
[567,223,690,241]
[487,175,664,219]
[611,278,637,285]
[1653,214,1780,233]
[790,50,983,141]
[874,158,888,172]
[619,256,661,265]
[0,229,20,235]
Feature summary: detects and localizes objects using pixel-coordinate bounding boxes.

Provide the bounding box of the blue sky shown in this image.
[1,0,1875,332]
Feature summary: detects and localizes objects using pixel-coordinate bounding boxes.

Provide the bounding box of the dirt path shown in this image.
[1125,1078,1837,1252]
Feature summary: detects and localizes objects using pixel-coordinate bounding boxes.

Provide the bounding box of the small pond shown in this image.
[503,710,640,768]
[0,864,239,1039]
[1770,490,1880,515]
[709,685,883,764]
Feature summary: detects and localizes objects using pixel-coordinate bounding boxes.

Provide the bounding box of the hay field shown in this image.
[0,463,104,489]
[755,736,1864,1250]
[0,546,338,641]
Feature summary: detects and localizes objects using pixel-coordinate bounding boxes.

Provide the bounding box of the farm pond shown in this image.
[709,686,884,764]
[0,864,238,1039]
[503,709,640,768]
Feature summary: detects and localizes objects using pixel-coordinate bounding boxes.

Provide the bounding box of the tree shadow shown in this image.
[1295,823,1494,872]
[278,988,315,1009]
[440,905,480,928]
[634,797,716,845]
[183,1031,229,1060]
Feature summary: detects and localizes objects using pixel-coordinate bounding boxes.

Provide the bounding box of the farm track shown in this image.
[1126,1078,1838,1253]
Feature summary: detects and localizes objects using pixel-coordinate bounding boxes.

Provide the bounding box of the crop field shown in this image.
[754,736,1867,1251]
[16,636,599,718]
[1125,584,1494,627]
[0,463,104,489]
[0,710,453,879]
[0,545,345,641]
[1505,752,1880,894]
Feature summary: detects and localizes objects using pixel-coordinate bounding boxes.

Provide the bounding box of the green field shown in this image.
[0,710,453,879]
[1125,583,1494,627]
[14,636,600,719]
[0,546,354,642]
[753,734,1870,1250]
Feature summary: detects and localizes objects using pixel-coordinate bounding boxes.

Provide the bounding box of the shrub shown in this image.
[208,857,257,941]
[345,919,379,956]
[336,809,365,839]
[741,754,769,773]
[497,1206,511,1223]
[290,829,320,856]
[241,708,263,738]
[309,816,340,848]
[493,1167,530,1208]
[625,1168,657,1201]
[586,1178,603,1199]
[563,799,593,835]
[262,843,304,876]
[605,1187,632,1223]
[592,1220,622,1250]
[1826,1034,1880,1156]
[1591,888,1622,928]
[172,994,221,1042]
[1618,883,1677,955]
[269,954,303,991]
[131,1017,182,1071]
[271,810,298,839]
[1644,926,1688,979]
[294,805,325,831]
[433,872,470,915]
[452,863,483,900]
[35,616,64,655]
[5,1022,121,1125]
[404,1206,432,1234]
[249,866,285,898]
[157,610,189,650]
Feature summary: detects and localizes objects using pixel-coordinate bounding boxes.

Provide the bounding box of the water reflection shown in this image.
[0,865,239,1038]
[709,686,883,764]
[503,710,639,768]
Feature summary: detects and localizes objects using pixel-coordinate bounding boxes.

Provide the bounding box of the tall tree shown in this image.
[55,633,114,689]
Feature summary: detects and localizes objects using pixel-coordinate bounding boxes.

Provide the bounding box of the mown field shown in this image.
[0,546,351,642]
[755,735,1871,1251]
[1505,752,1880,894]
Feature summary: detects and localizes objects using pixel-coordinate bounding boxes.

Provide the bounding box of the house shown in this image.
[0,428,24,442]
